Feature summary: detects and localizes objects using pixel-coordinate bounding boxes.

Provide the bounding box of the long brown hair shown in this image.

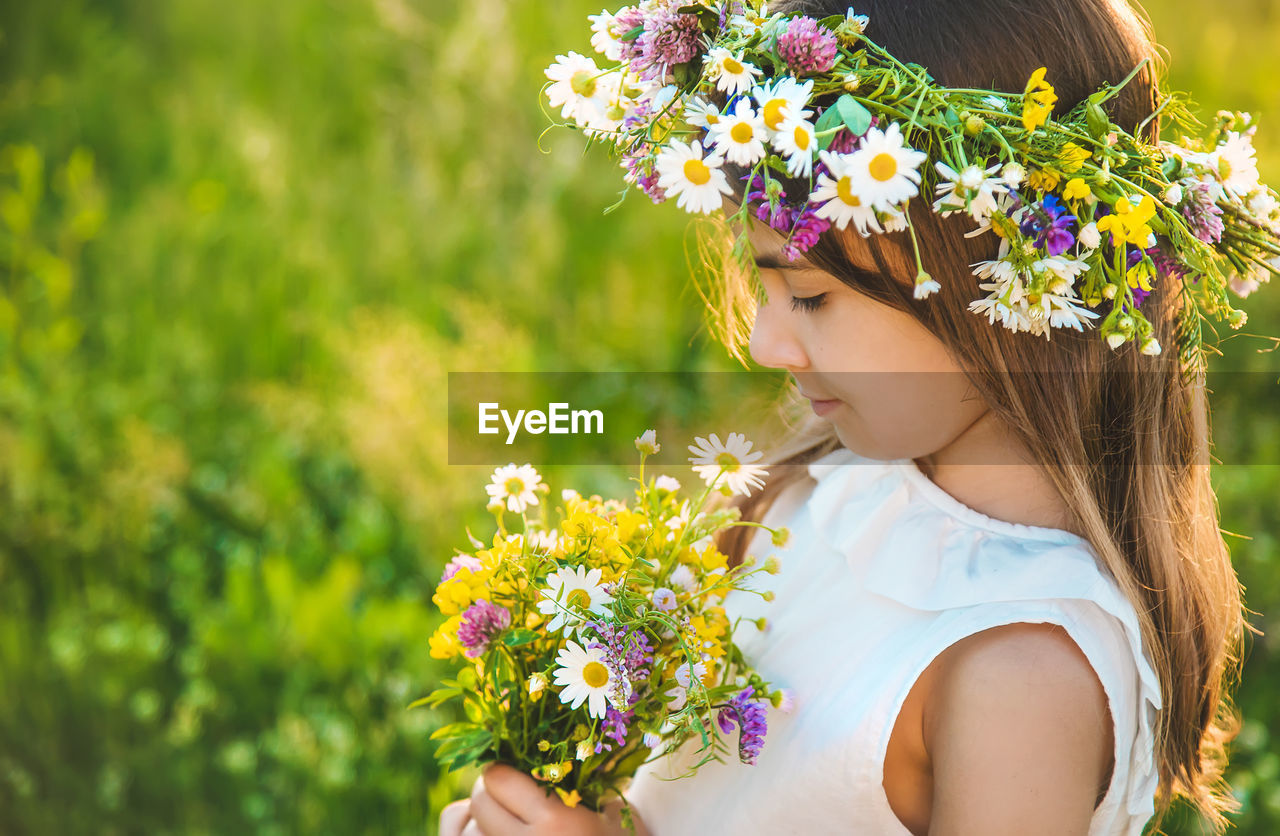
[705,1,1255,832]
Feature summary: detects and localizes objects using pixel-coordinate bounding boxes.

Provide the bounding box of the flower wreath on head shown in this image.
[542,0,1280,374]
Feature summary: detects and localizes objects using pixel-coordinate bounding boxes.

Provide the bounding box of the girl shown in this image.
[441,0,1255,832]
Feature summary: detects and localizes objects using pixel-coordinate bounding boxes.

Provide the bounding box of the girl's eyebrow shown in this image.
[754,252,818,271]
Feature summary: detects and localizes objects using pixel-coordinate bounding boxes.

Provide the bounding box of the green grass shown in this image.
[0,0,1277,832]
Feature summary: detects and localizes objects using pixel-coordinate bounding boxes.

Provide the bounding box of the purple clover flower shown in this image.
[632,4,702,83]
[1018,194,1076,256]
[456,599,511,658]
[716,687,769,765]
[1181,179,1224,244]
[776,16,839,75]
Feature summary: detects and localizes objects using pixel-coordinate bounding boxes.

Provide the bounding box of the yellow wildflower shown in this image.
[428,616,464,660]
[1026,168,1060,192]
[1057,142,1090,173]
[555,788,583,808]
[1062,177,1091,201]
[1021,66,1057,131]
[1127,261,1154,293]
[1096,195,1157,247]
[432,566,490,615]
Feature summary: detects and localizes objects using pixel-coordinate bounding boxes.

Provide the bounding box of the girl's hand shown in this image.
[437,764,637,836]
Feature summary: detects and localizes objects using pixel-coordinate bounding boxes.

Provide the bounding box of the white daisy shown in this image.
[654,475,681,493]
[933,161,1007,223]
[880,206,909,233]
[706,47,763,98]
[544,52,612,127]
[579,69,632,141]
[729,3,770,36]
[1212,131,1262,200]
[684,96,724,130]
[687,432,768,497]
[708,99,767,167]
[771,115,817,178]
[664,659,708,711]
[634,428,660,455]
[669,564,697,594]
[752,77,814,136]
[537,565,615,635]
[485,463,545,513]
[553,640,617,719]
[655,140,732,215]
[588,9,625,61]
[844,122,928,212]
[811,150,884,236]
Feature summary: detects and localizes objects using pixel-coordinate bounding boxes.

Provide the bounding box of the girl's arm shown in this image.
[923,622,1115,836]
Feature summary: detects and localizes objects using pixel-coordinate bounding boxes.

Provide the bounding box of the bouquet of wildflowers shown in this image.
[421,430,791,819]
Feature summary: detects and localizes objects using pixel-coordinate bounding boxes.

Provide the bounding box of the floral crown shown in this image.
[542,1,1280,372]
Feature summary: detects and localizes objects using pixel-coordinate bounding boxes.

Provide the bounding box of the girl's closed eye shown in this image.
[789,293,828,313]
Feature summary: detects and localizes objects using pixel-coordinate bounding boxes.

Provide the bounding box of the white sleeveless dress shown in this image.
[625,446,1162,835]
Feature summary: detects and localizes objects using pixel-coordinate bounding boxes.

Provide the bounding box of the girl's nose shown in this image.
[748,295,809,370]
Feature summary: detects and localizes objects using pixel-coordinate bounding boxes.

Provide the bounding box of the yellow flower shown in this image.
[1021,66,1057,131]
[432,568,486,615]
[1062,177,1091,201]
[700,545,728,574]
[555,788,583,808]
[1026,168,1060,192]
[1057,142,1090,174]
[1096,195,1157,247]
[428,616,464,660]
[1127,261,1154,293]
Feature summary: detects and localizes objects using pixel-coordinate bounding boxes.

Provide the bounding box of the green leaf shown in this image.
[435,728,496,773]
[814,104,844,151]
[620,25,643,42]
[1086,101,1110,140]
[430,721,483,741]
[502,628,538,648]
[408,687,460,710]
[816,14,845,31]
[835,95,872,137]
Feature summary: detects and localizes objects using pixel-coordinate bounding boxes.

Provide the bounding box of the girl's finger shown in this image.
[471,775,529,832]
[461,819,483,836]
[480,764,554,822]
[438,799,471,836]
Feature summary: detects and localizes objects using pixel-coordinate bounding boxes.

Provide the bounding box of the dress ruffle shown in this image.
[805,446,1163,819]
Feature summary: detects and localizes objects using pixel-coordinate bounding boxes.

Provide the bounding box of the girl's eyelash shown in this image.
[789,293,827,313]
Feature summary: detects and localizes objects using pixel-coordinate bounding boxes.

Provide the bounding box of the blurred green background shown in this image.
[0,0,1276,833]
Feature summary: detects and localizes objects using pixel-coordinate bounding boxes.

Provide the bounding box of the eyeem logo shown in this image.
[478,402,604,445]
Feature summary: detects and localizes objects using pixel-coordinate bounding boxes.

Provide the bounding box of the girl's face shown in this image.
[746,223,991,462]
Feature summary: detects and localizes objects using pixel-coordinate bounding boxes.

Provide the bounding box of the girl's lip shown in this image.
[807,396,842,416]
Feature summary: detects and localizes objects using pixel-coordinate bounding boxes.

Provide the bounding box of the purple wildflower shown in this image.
[1181,178,1224,244]
[782,208,831,261]
[633,4,703,82]
[776,16,839,75]
[441,554,483,584]
[1018,194,1076,256]
[585,620,655,708]
[595,693,639,754]
[456,599,511,658]
[1148,237,1189,283]
[716,687,769,765]
[622,145,666,204]
[742,173,831,260]
[1125,246,1153,308]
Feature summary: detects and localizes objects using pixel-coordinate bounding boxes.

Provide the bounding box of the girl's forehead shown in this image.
[745,217,907,277]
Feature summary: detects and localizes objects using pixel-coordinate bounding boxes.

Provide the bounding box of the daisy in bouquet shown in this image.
[420,430,792,822]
